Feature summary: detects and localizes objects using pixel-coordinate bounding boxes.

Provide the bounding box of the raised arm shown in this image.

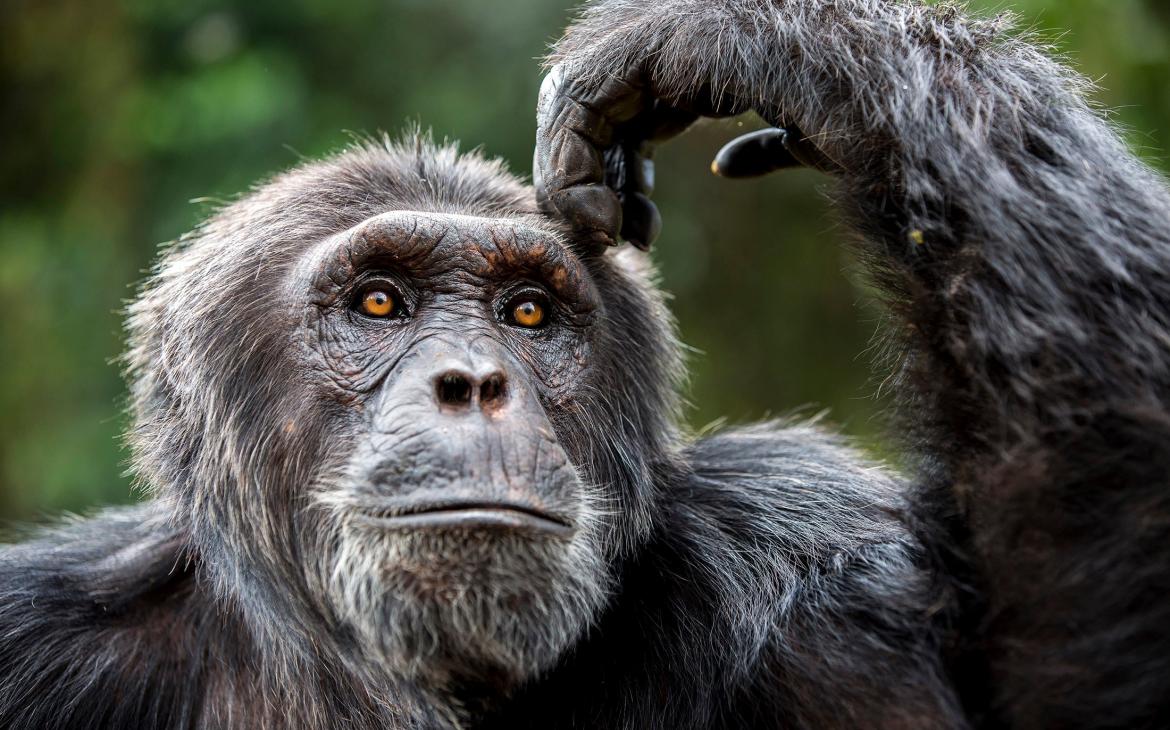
[535,1,1170,725]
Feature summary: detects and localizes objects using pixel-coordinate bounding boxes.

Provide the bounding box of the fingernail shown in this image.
[589,229,616,247]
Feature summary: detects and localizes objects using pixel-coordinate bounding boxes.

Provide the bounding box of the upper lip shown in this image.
[354,499,574,536]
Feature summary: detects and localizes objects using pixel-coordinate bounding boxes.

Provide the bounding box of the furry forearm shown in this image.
[554,0,1170,453]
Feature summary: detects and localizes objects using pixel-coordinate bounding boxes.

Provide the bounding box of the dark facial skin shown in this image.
[291,210,612,685]
[304,210,598,524]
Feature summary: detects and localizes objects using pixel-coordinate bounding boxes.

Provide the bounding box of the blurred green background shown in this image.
[2,0,1168,522]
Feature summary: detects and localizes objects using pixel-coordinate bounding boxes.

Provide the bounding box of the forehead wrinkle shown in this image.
[307,210,594,306]
[348,210,563,267]
[358,213,447,264]
[384,211,588,305]
[463,221,590,305]
[473,223,552,272]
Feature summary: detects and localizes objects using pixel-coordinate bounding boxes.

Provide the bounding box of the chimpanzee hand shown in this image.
[533,2,841,250]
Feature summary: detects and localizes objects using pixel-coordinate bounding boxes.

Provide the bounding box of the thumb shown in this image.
[712,126,842,178]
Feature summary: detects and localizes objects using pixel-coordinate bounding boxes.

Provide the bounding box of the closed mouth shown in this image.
[355,501,574,537]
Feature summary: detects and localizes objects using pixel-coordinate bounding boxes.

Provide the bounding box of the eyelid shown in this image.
[502,284,551,306]
[501,285,553,325]
[351,276,412,318]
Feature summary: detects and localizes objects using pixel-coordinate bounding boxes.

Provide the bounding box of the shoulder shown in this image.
[675,419,910,560]
[644,419,928,663]
[667,422,963,725]
[668,420,932,646]
[0,502,191,622]
[0,503,206,730]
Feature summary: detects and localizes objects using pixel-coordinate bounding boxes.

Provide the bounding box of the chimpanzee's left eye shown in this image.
[354,284,402,319]
[504,292,549,329]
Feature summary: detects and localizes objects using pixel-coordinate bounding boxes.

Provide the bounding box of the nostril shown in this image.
[436,372,474,408]
[480,373,508,408]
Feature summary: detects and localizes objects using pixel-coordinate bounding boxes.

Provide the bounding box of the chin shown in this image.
[321,510,612,684]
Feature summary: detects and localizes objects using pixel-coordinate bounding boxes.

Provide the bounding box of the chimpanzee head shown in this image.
[124,133,683,686]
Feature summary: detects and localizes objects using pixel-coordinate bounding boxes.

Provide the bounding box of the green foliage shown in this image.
[1,0,1167,520]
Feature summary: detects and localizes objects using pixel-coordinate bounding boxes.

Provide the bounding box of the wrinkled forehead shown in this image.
[301,210,591,301]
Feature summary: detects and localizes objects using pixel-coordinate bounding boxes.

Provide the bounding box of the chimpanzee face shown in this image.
[126,141,679,687]
[295,210,612,681]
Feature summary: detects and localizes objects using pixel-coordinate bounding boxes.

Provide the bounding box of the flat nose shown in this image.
[434,368,509,414]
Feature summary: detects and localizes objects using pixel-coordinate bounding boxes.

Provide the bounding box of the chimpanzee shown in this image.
[2,1,1169,728]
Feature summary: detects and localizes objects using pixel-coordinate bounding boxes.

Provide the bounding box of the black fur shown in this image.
[3,0,1170,728]
[536,0,1170,726]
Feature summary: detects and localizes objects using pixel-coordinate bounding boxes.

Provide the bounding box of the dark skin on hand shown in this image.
[533,66,836,251]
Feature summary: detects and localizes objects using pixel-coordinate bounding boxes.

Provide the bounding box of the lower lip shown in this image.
[357,508,574,537]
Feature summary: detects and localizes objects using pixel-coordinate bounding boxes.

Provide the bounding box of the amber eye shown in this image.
[510,299,546,328]
[359,289,396,318]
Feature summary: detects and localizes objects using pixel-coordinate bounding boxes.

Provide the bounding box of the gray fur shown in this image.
[3,0,1170,727]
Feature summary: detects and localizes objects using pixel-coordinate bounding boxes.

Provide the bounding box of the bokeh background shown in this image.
[2,0,1169,522]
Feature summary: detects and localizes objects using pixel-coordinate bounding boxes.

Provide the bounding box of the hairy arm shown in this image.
[535,1,1170,725]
